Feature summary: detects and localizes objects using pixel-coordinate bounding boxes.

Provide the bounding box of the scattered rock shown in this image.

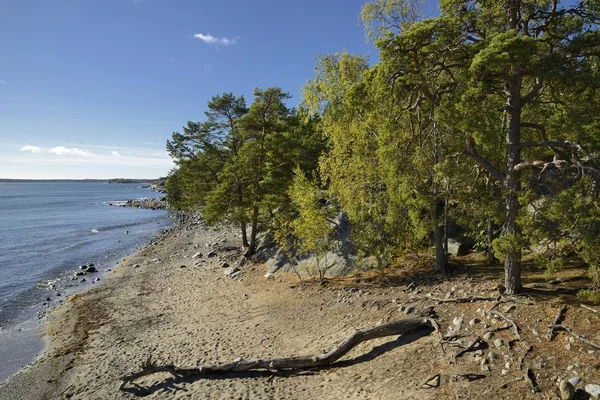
[420,374,440,389]
[75,271,85,276]
[469,318,480,326]
[133,264,141,268]
[494,338,504,348]
[207,252,218,258]
[180,265,187,268]
[224,267,240,277]
[559,380,575,400]
[192,252,203,259]
[80,278,87,283]
[404,305,415,315]
[85,266,97,273]
[220,262,230,269]
[94,278,100,282]
[568,377,581,386]
[483,332,493,341]
[586,384,600,399]
[453,316,464,327]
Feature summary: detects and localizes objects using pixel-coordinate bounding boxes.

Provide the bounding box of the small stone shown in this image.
[233,357,242,362]
[480,358,489,365]
[505,362,511,369]
[565,342,572,350]
[80,278,87,282]
[133,264,141,268]
[207,252,218,258]
[192,252,203,259]
[586,384,600,399]
[469,318,480,326]
[474,350,484,356]
[494,338,504,348]
[568,377,581,386]
[483,332,493,341]
[501,369,509,375]
[502,305,516,313]
[481,365,491,372]
[559,380,575,400]
[180,265,186,268]
[567,365,574,371]
[224,266,240,277]
[453,316,464,327]
[404,305,415,315]
[532,329,539,336]
[94,278,100,282]
[220,262,230,269]
[488,351,499,361]
[569,336,576,344]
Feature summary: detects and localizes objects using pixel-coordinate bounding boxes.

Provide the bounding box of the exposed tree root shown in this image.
[487,311,521,342]
[548,325,600,350]
[119,318,434,391]
[548,305,567,341]
[426,294,534,306]
[453,337,487,363]
[581,304,600,316]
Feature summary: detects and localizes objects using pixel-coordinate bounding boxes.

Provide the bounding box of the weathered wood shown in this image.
[488,310,521,341]
[120,318,434,390]
[548,305,567,341]
[581,304,600,316]
[548,325,600,350]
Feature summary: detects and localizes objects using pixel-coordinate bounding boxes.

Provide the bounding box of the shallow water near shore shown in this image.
[0,181,172,382]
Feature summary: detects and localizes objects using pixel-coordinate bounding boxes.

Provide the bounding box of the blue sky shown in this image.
[0,0,390,179]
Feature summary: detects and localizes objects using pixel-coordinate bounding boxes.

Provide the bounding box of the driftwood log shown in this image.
[120,318,434,390]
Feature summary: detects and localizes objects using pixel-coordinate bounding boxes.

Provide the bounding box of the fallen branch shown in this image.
[488,311,521,342]
[581,304,600,316]
[120,318,434,390]
[548,305,567,341]
[548,325,600,350]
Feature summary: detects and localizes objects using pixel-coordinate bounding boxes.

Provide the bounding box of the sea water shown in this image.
[0,181,171,382]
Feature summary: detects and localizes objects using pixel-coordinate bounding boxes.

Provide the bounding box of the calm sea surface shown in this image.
[0,181,171,382]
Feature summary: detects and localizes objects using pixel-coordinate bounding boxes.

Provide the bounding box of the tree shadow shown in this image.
[120,327,434,397]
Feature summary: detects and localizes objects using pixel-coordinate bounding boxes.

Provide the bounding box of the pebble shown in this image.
[532,329,539,336]
[404,305,415,315]
[469,318,480,326]
[483,332,493,340]
[494,338,504,348]
[568,377,581,386]
[559,380,575,400]
[585,384,600,399]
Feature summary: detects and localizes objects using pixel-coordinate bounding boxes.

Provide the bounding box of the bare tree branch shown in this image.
[465,136,506,182]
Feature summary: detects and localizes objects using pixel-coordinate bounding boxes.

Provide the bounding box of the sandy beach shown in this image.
[2,217,600,400]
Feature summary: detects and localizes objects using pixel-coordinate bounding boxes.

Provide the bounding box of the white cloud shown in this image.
[111,151,121,156]
[194,33,238,46]
[20,145,42,153]
[48,146,94,156]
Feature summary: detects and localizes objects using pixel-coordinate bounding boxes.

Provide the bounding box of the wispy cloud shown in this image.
[20,145,93,156]
[194,33,238,46]
[49,146,94,156]
[111,151,121,156]
[20,145,42,154]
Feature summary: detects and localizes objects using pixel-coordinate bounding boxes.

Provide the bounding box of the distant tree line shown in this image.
[166,0,600,297]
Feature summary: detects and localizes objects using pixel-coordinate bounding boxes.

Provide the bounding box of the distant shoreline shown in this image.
[0,179,159,183]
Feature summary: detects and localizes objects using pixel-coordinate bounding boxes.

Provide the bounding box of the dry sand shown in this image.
[1,220,599,399]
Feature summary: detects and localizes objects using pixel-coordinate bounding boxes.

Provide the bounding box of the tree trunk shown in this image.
[240,221,249,249]
[504,66,523,294]
[433,200,446,272]
[487,218,497,265]
[236,184,249,248]
[247,205,260,256]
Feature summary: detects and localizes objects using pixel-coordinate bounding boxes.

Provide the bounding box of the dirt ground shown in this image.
[1,220,599,400]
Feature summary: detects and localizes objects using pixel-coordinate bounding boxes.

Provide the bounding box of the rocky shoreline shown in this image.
[107,197,168,210]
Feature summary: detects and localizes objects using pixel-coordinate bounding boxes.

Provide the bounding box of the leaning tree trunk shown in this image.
[504,67,523,295]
